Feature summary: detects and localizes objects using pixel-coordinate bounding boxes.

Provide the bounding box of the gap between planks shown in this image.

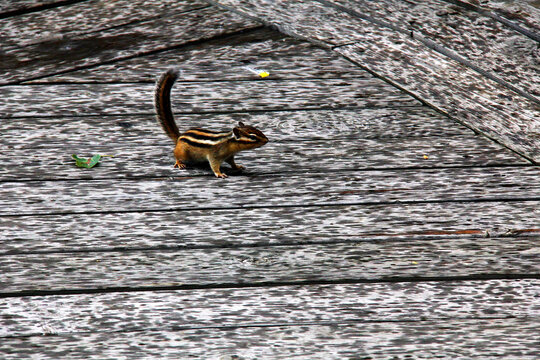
[0,0,86,19]
[2,196,539,218]
[2,231,538,256]
[1,279,538,357]
[20,77,371,85]
[0,163,533,185]
[1,273,539,299]
[1,235,538,292]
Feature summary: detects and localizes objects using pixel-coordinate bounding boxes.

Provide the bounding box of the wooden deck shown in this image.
[1,0,539,358]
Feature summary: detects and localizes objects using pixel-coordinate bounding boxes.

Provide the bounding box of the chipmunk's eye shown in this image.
[248,134,259,140]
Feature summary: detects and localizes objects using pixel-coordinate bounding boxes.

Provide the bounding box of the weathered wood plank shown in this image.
[1,200,538,254]
[0,0,208,50]
[210,0,540,162]
[0,78,415,117]
[0,0,74,15]
[209,0,363,46]
[2,105,499,181]
[1,318,538,359]
[1,107,469,150]
[336,40,540,163]
[1,237,538,292]
[454,0,540,39]
[1,280,538,335]
[29,29,369,83]
[1,166,538,216]
[0,135,526,181]
[0,6,260,85]
[327,0,539,99]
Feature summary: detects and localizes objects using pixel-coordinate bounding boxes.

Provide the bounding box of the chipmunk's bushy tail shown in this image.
[154,68,181,143]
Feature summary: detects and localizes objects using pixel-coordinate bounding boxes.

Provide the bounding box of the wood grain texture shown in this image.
[455,0,540,38]
[1,200,538,254]
[209,0,360,47]
[0,5,260,85]
[0,79,414,117]
[328,0,540,99]
[336,41,540,163]
[0,135,526,181]
[1,107,469,150]
[0,0,208,50]
[0,0,74,15]
[1,166,538,216]
[1,236,539,292]
[1,280,538,335]
[210,0,540,162]
[1,2,538,358]
[29,29,370,83]
[1,318,538,359]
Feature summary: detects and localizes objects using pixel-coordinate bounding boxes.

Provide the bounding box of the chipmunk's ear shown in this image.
[238,121,245,127]
[233,127,242,139]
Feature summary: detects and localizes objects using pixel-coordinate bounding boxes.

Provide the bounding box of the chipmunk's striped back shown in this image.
[178,129,234,148]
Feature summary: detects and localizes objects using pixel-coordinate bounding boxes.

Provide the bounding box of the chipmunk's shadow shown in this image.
[181,163,245,177]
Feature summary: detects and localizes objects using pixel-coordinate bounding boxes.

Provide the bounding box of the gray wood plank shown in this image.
[336,40,540,163]
[327,0,539,99]
[1,200,538,254]
[0,0,73,14]
[210,0,540,162]
[0,0,208,50]
[0,6,260,85]
[0,78,415,117]
[0,135,526,181]
[2,107,470,150]
[209,0,363,46]
[1,318,538,359]
[454,0,540,38]
[1,166,538,216]
[29,29,370,83]
[1,236,538,292]
[1,318,539,359]
[1,280,538,335]
[3,105,508,181]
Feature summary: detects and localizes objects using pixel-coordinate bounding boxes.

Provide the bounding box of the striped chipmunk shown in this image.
[154,69,268,178]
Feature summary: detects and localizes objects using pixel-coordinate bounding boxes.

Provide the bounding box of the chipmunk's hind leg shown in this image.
[173,142,191,169]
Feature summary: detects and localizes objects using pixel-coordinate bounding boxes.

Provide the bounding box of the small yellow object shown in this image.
[245,66,269,78]
[412,261,418,265]
[423,154,429,159]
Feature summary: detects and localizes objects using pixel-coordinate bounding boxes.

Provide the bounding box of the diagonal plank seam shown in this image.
[441,0,540,42]
[316,0,540,105]
[206,1,540,164]
[0,0,86,20]
[1,25,265,86]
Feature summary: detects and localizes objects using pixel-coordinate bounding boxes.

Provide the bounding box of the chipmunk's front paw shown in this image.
[174,160,187,169]
[215,172,228,179]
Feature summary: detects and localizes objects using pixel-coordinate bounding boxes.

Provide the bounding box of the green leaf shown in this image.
[72,154,103,168]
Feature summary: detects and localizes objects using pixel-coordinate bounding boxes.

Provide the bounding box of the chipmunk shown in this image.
[154,69,268,178]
